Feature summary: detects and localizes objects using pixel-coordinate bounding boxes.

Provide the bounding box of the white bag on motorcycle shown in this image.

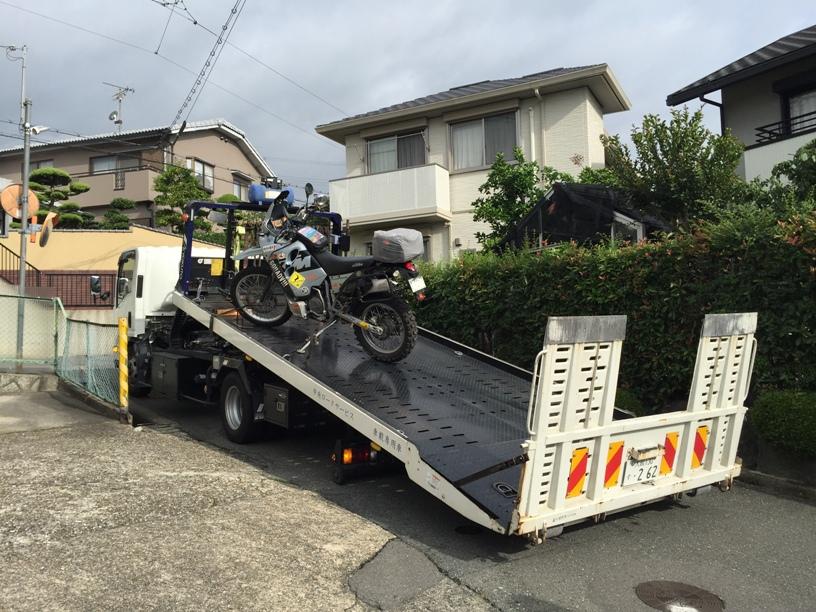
[372,229,424,263]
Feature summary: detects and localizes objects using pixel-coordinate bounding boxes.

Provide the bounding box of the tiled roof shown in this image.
[667,24,816,105]
[317,65,604,129]
[0,118,243,154]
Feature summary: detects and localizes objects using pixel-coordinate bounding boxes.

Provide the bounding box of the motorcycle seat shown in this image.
[314,250,375,275]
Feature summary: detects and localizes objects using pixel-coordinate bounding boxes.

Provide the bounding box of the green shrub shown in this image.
[615,388,646,416]
[752,390,816,457]
[414,211,816,406]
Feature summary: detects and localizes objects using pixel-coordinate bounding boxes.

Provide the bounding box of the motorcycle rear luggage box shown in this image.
[372,228,424,263]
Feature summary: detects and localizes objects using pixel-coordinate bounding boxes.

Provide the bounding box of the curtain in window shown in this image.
[789,90,816,133]
[397,133,425,168]
[452,120,483,170]
[92,156,117,174]
[485,112,516,163]
[368,138,397,173]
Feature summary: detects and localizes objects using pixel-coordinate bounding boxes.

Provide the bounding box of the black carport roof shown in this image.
[666,24,816,106]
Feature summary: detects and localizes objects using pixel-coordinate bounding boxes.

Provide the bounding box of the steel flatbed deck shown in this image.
[172,290,534,532]
[172,290,755,540]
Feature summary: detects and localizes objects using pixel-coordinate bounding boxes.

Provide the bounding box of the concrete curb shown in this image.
[57,379,129,424]
[0,372,59,394]
[739,468,816,504]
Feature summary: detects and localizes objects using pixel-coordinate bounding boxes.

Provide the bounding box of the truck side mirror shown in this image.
[117,277,130,299]
[90,275,102,297]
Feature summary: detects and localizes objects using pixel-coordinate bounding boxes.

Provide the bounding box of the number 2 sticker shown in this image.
[289,271,305,288]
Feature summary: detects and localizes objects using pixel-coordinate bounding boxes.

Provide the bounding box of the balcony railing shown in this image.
[755,109,816,144]
[329,163,451,226]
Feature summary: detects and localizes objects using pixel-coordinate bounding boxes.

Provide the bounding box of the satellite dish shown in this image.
[108,110,119,121]
[0,183,40,219]
[39,215,54,247]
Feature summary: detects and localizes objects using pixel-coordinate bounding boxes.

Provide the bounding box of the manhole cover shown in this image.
[635,581,724,612]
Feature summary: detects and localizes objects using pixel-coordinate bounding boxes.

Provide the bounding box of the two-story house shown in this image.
[316,64,630,261]
[0,119,275,226]
[667,24,816,180]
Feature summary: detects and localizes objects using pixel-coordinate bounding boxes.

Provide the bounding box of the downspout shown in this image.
[699,95,724,136]
[534,88,545,165]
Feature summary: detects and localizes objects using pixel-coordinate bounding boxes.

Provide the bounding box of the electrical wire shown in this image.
[147,0,349,117]
[169,0,246,127]
[0,0,339,149]
[154,0,178,54]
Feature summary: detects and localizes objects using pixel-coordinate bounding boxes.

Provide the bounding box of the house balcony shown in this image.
[743,112,816,180]
[754,109,816,145]
[329,163,451,227]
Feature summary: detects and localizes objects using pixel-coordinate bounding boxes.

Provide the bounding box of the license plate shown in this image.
[622,455,660,486]
[408,276,426,292]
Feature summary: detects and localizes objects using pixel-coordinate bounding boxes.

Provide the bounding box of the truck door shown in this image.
[115,250,137,332]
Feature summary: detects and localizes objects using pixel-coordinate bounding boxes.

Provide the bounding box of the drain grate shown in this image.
[635,581,724,612]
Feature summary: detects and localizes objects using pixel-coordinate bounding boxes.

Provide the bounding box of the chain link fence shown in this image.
[0,293,123,409]
[57,318,120,406]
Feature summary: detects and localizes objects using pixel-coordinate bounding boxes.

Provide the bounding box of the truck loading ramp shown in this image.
[172,291,533,531]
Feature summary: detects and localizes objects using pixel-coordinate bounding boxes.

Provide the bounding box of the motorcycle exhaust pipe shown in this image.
[338,312,383,336]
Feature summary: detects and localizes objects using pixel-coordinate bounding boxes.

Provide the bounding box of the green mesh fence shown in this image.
[57,318,120,406]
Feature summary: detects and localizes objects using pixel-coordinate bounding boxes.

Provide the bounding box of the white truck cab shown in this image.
[112,246,225,337]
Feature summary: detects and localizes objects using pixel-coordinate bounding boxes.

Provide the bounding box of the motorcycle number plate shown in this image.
[289,271,306,288]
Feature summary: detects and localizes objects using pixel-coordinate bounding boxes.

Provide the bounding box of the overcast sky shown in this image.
[0,1,813,195]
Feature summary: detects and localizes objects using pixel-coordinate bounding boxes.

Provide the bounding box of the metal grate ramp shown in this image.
[188,294,532,529]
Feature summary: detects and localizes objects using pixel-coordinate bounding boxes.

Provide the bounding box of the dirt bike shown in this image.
[230,186,426,362]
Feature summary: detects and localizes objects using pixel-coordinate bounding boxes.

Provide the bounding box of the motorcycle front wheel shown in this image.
[351,297,417,362]
[230,265,291,327]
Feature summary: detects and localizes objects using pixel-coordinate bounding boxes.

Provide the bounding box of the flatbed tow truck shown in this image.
[114,199,757,542]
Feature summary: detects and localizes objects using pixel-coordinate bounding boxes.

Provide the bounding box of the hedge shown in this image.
[751,390,816,457]
[414,216,816,410]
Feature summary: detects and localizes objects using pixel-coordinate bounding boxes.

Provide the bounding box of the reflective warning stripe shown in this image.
[691,425,709,469]
[604,441,624,488]
[566,447,589,498]
[660,432,679,475]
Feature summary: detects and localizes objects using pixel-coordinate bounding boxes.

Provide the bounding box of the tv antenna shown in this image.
[103,81,135,132]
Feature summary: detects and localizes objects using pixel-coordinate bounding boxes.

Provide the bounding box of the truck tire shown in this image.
[220,371,256,443]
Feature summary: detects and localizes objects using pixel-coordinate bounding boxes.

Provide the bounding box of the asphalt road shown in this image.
[131,395,816,612]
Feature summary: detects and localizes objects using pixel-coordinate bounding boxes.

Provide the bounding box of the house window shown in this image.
[187,158,215,191]
[367,132,425,173]
[451,111,516,171]
[31,159,53,170]
[90,155,139,174]
[233,180,249,201]
[788,88,816,133]
[611,212,644,243]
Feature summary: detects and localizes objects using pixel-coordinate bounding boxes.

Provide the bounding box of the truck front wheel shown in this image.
[220,372,256,443]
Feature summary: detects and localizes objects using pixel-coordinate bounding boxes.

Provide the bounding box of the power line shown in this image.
[154,0,178,54]
[169,0,246,127]
[0,0,339,149]
[147,0,349,117]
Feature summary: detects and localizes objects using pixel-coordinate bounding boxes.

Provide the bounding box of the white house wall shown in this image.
[334,85,611,261]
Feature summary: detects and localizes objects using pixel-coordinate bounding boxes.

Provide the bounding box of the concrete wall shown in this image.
[0,226,217,271]
[722,55,816,145]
